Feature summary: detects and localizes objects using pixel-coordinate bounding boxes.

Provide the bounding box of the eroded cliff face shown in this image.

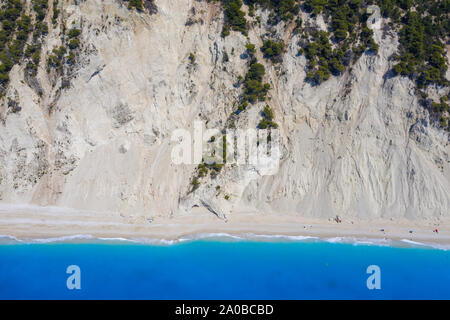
[0,0,449,222]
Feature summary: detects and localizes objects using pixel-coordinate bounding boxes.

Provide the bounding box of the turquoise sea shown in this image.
[0,236,449,299]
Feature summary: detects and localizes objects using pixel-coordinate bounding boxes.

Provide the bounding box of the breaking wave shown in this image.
[0,232,448,250]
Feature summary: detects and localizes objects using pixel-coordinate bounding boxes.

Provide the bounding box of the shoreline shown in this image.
[0,205,449,249]
[0,231,449,251]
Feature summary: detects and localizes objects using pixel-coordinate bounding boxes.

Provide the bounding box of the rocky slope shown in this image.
[0,0,449,225]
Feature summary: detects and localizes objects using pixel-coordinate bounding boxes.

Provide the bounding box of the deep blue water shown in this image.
[0,240,449,299]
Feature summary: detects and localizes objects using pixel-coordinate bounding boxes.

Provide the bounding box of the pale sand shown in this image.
[0,205,448,247]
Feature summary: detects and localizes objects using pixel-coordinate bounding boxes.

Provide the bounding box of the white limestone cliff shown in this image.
[0,0,448,225]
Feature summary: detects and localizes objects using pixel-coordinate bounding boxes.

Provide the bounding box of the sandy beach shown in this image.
[0,204,448,248]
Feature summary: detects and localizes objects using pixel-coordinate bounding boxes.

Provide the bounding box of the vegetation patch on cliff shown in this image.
[365,0,449,131]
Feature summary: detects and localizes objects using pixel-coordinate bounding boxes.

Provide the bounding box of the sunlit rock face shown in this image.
[0,0,448,223]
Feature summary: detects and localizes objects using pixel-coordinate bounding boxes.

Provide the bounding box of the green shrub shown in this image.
[127,0,143,11]
[245,43,256,57]
[68,28,81,38]
[47,45,66,68]
[247,0,299,24]
[188,52,195,64]
[261,39,285,63]
[68,38,80,49]
[52,0,60,25]
[32,0,48,22]
[258,105,278,129]
[221,0,247,36]
[191,177,200,191]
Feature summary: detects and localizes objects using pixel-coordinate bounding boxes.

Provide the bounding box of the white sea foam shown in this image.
[0,233,448,250]
[325,237,346,243]
[242,233,318,242]
[97,237,140,243]
[399,239,450,251]
[325,237,392,247]
[30,234,96,243]
[179,232,245,241]
[324,237,449,250]
[400,239,427,246]
[129,237,180,245]
[0,234,24,244]
[176,232,318,243]
[0,232,318,246]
